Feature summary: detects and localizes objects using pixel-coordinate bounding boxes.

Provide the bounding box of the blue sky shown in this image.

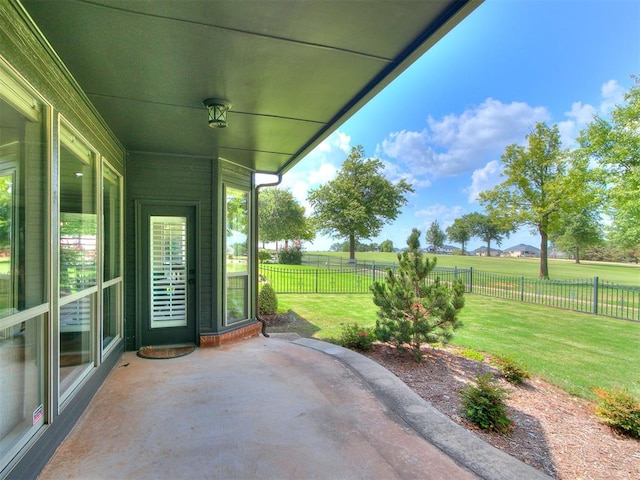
[280,0,640,252]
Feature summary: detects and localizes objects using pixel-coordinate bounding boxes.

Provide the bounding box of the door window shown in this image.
[150,216,188,328]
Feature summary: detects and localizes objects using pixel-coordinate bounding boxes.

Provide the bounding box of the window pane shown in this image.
[225,187,250,324]
[103,161,121,281]
[0,70,47,315]
[150,216,187,328]
[60,126,96,296]
[60,295,94,395]
[226,275,247,323]
[102,282,120,350]
[0,315,44,460]
[225,187,248,275]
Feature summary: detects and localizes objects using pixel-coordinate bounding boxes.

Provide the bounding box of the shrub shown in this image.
[258,249,272,264]
[593,387,640,438]
[258,283,278,315]
[278,244,303,265]
[491,355,530,385]
[459,373,512,434]
[339,323,376,351]
[371,228,465,362]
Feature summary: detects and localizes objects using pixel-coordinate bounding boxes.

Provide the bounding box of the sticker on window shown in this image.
[33,404,43,424]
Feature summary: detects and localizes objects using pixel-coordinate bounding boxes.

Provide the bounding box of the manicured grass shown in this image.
[277,293,640,400]
[304,251,640,285]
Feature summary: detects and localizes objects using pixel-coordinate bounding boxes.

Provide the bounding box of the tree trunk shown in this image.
[539,230,549,279]
[349,233,356,263]
[486,240,491,257]
[284,239,289,249]
[575,246,581,264]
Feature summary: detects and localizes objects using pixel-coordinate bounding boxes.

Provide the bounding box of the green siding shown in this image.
[125,153,215,349]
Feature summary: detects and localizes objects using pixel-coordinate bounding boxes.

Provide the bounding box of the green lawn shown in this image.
[304,251,640,285]
[276,292,640,400]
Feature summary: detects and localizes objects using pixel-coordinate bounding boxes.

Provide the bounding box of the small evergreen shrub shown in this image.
[258,283,278,315]
[491,355,530,385]
[278,244,303,265]
[339,323,376,351]
[460,373,512,434]
[594,387,640,438]
[371,228,465,362]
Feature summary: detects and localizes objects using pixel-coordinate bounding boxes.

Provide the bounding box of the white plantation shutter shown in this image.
[149,216,187,328]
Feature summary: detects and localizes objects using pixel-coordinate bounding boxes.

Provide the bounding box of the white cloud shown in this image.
[377,98,550,184]
[465,160,503,203]
[600,79,625,114]
[281,130,348,207]
[414,203,466,230]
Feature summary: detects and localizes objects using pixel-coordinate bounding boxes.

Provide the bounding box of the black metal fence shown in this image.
[258,255,640,322]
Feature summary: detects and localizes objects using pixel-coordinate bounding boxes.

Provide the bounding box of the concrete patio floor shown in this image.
[38,335,549,480]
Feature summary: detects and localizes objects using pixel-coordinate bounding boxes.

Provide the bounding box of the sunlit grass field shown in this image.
[304,251,640,285]
[275,292,640,400]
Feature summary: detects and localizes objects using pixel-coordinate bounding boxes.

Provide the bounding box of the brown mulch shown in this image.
[362,343,640,480]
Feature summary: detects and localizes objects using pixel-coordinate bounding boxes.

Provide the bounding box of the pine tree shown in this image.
[371,228,465,361]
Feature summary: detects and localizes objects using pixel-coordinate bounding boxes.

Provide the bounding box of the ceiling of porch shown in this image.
[21,0,481,174]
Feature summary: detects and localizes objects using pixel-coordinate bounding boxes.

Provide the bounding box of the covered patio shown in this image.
[36,335,547,480]
[0,1,529,477]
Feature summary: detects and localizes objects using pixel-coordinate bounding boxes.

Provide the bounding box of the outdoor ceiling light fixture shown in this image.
[203,98,232,128]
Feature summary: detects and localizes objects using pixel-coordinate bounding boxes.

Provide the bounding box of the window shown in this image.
[224,186,250,324]
[0,60,47,466]
[102,160,122,351]
[102,161,121,282]
[59,121,97,398]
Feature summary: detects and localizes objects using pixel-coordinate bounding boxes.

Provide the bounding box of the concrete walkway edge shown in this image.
[293,338,551,480]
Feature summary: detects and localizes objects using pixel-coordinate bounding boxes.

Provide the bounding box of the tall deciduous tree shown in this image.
[308,145,413,261]
[446,216,473,255]
[425,220,446,252]
[258,188,314,248]
[577,77,640,250]
[551,207,603,263]
[465,212,512,257]
[479,122,570,278]
[380,239,394,252]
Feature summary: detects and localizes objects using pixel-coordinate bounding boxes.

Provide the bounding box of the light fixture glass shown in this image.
[203,98,231,128]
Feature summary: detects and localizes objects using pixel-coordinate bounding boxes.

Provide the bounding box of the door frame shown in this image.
[134,200,200,348]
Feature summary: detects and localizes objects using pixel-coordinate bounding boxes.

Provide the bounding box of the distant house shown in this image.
[439,244,457,254]
[502,244,540,258]
[423,245,456,254]
[473,246,503,257]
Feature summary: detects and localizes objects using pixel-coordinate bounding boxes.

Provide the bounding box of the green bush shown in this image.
[258,249,272,264]
[258,283,278,315]
[594,387,640,438]
[459,373,512,434]
[491,355,530,385]
[339,323,376,351]
[278,244,303,265]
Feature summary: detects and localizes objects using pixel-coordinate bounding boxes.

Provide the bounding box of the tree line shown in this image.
[258,78,640,278]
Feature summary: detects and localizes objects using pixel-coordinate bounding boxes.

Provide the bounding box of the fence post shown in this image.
[593,276,598,315]
[454,266,458,281]
[315,269,319,294]
[469,267,473,293]
[371,261,376,283]
[520,276,524,301]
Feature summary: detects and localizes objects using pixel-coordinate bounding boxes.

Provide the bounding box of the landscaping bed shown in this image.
[364,343,639,480]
